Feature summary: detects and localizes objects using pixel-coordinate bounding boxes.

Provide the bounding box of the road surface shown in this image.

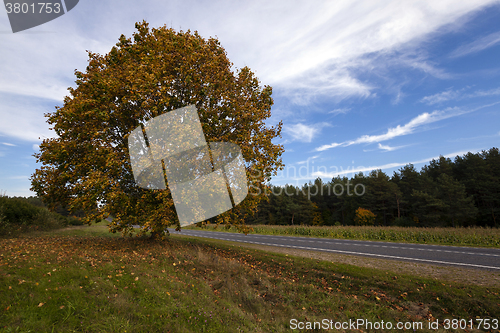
[168,228,500,271]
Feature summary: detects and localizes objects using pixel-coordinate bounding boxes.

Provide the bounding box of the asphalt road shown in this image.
[168,228,500,271]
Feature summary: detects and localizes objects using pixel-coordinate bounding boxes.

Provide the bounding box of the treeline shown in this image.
[0,196,82,237]
[246,147,500,228]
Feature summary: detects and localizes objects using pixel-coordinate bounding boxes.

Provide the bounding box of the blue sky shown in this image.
[1,0,500,196]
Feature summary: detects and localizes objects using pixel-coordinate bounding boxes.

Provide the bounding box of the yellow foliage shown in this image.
[354,207,376,226]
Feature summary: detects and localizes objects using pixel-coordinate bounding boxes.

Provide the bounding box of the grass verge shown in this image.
[186,224,500,248]
[1,223,499,332]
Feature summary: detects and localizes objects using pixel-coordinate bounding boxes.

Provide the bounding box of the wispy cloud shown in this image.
[450,30,500,58]
[1,142,16,146]
[2,1,495,107]
[8,176,30,180]
[260,0,494,102]
[401,54,452,80]
[363,142,411,152]
[279,65,374,105]
[311,149,481,178]
[315,102,500,151]
[284,122,331,143]
[0,93,55,142]
[329,108,352,115]
[315,105,481,152]
[420,86,500,105]
[377,143,406,152]
[296,155,320,165]
[447,131,500,142]
[470,87,500,98]
[420,88,465,105]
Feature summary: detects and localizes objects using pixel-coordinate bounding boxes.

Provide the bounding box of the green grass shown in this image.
[187,224,500,248]
[1,223,499,332]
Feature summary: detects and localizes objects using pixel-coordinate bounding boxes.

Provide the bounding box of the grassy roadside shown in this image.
[185,224,500,248]
[1,223,499,332]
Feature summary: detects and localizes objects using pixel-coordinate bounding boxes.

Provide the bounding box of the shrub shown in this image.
[67,216,84,226]
[354,208,376,226]
[0,196,70,236]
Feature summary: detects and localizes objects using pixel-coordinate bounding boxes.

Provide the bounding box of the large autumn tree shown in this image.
[31,21,284,237]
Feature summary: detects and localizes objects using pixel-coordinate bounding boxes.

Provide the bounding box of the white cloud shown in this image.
[279,66,374,105]
[315,106,478,152]
[284,123,316,142]
[329,108,352,115]
[284,122,330,143]
[255,1,491,81]
[420,89,463,105]
[377,143,405,152]
[363,143,412,152]
[253,0,493,102]
[1,0,496,105]
[403,57,452,80]
[0,94,55,142]
[470,87,500,98]
[0,31,109,101]
[296,155,320,165]
[421,86,500,105]
[450,30,500,58]
[447,131,500,142]
[8,176,30,180]
[1,142,16,146]
[315,142,342,151]
[311,149,482,178]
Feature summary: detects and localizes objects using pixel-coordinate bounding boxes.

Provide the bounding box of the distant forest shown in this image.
[246,147,500,228]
